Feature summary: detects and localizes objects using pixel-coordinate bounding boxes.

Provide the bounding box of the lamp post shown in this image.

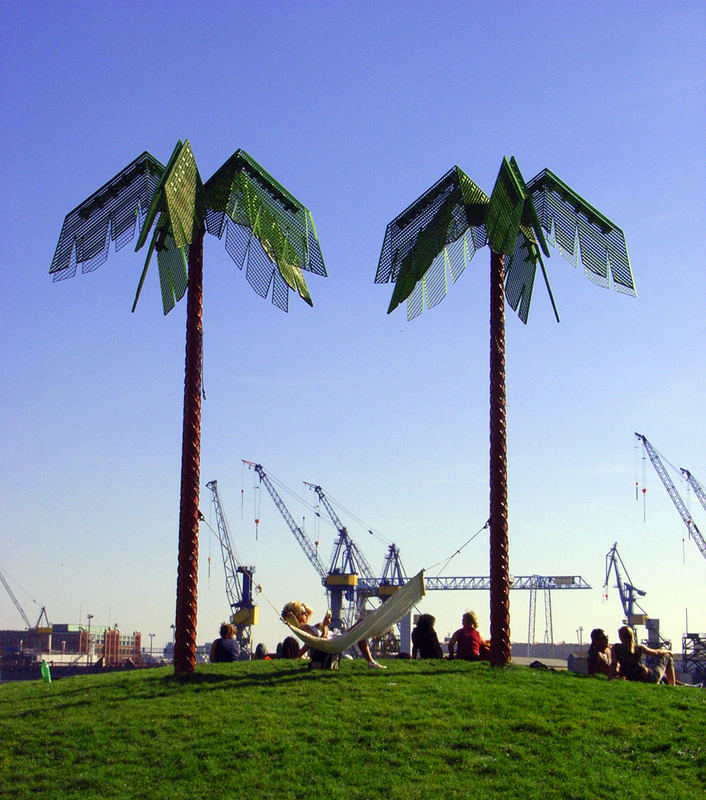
[86,613,94,666]
[149,633,155,661]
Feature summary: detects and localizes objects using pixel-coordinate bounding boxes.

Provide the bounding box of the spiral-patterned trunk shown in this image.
[489,249,511,667]
[173,230,204,676]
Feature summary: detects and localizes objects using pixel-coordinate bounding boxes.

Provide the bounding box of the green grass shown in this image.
[1,660,703,799]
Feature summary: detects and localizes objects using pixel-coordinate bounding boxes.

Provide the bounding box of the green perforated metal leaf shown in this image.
[375,166,489,317]
[377,156,634,325]
[163,141,204,250]
[50,152,164,280]
[204,149,325,311]
[156,233,188,314]
[527,169,636,296]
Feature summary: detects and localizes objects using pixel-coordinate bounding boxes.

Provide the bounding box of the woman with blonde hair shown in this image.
[609,625,675,685]
[448,611,488,661]
[281,600,386,669]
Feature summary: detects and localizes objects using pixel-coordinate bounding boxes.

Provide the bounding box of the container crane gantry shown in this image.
[205,480,257,652]
[635,432,706,561]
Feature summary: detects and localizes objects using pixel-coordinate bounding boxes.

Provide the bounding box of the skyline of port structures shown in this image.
[1,2,704,653]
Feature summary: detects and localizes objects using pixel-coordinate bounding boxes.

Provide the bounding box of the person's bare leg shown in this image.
[665,657,676,686]
[358,639,386,669]
[358,639,373,662]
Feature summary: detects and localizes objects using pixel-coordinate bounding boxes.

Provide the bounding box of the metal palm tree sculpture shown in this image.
[50,141,326,674]
[375,157,636,666]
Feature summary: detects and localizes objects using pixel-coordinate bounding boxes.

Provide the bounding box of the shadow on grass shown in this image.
[162,659,498,690]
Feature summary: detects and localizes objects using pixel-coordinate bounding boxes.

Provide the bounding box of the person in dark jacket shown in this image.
[412,613,444,659]
[587,628,611,676]
[209,622,240,662]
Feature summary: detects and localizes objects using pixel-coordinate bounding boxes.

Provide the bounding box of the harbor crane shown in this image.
[604,543,648,626]
[635,433,706,561]
[205,480,257,651]
[0,567,33,629]
[303,482,378,586]
[248,464,590,653]
[0,566,52,648]
[680,468,706,515]
[603,542,664,647]
[242,462,356,630]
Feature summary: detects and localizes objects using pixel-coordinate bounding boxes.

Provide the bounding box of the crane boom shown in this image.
[635,433,706,561]
[303,482,377,582]
[0,568,32,628]
[205,480,256,623]
[680,468,706,515]
[603,542,646,622]
[244,462,328,580]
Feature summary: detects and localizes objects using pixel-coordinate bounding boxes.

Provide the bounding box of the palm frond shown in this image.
[204,150,325,311]
[50,152,164,281]
[376,167,489,317]
[504,228,559,324]
[131,141,204,314]
[528,169,636,296]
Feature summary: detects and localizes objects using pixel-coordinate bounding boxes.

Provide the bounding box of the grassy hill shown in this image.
[1,659,703,799]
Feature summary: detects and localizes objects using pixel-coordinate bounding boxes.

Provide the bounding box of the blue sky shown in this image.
[1,1,704,653]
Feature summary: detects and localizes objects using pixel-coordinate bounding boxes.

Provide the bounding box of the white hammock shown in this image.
[285,570,425,654]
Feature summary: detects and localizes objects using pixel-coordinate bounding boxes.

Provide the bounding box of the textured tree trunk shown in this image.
[174,230,205,675]
[489,249,511,666]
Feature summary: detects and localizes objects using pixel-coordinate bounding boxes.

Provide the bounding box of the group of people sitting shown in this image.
[587,625,676,684]
[412,611,490,661]
[213,611,679,685]
[211,607,491,665]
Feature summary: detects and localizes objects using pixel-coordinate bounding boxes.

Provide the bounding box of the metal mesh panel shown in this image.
[157,233,188,315]
[376,167,489,316]
[204,149,325,310]
[50,152,164,280]
[485,157,526,256]
[406,227,486,320]
[223,217,249,272]
[504,236,537,324]
[376,167,460,285]
[271,268,290,313]
[163,141,203,250]
[607,228,635,295]
[528,169,636,297]
[245,237,275,302]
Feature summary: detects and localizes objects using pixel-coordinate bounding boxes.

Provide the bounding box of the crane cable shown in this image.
[424,519,490,577]
[313,487,394,546]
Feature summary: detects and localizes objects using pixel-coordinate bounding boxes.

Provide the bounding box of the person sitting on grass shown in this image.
[209,622,240,663]
[411,613,444,659]
[281,601,386,670]
[587,628,611,676]
[609,625,675,685]
[278,636,301,659]
[448,611,488,661]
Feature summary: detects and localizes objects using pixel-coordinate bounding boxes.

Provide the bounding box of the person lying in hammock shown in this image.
[281,601,387,670]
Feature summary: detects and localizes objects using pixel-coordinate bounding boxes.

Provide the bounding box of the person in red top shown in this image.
[448,611,487,661]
